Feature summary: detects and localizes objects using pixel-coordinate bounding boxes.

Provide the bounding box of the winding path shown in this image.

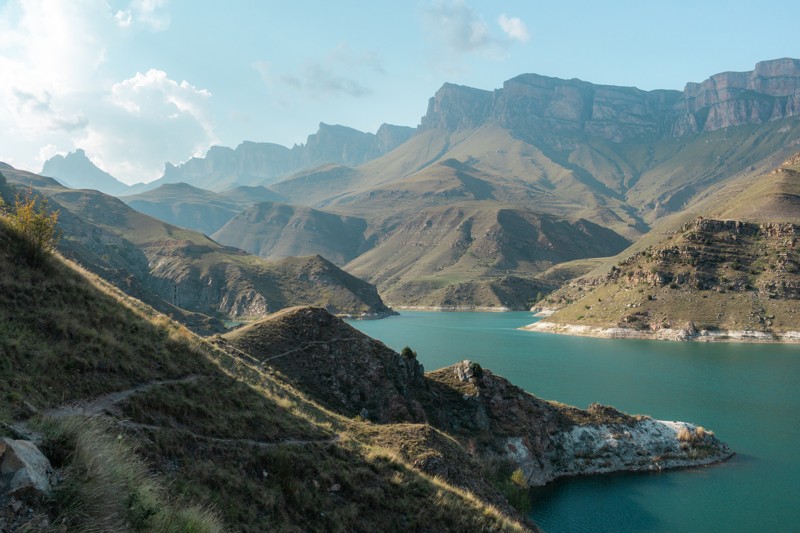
[12,375,339,450]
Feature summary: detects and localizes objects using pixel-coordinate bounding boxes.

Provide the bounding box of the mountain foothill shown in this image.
[29,57,800,324]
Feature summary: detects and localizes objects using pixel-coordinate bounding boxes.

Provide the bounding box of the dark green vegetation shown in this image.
[2,167,392,331]
[534,154,800,337]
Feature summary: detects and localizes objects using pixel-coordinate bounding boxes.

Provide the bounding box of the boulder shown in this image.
[0,438,52,497]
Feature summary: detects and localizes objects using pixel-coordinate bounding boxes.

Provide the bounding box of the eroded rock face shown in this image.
[0,439,52,498]
[423,361,732,487]
[419,58,800,142]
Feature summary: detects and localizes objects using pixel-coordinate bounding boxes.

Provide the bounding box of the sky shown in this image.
[1,0,798,185]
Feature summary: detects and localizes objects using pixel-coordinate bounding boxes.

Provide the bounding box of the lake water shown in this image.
[348,311,800,532]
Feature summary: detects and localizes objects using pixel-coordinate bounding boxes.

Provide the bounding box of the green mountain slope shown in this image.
[212,201,368,265]
[1,165,392,322]
[345,204,629,309]
[121,182,284,235]
[529,155,800,341]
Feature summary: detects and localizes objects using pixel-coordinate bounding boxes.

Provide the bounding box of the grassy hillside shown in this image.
[121,182,284,235]
[212,201,368,265]
[0,217,531,532]
[345,204,628,309]
[2,166,392,322]
[532,155,800,339]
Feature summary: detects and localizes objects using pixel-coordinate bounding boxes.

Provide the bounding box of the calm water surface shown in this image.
[349,311,800,532]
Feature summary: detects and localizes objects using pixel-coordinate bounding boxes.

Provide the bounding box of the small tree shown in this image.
[400,346,417,359]
[3,186,61,266]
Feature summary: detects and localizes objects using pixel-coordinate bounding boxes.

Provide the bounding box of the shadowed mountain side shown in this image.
[2,165,393,321]
[344,205,630,308]
[121,182,284,235]
[530,155,800,340]
[223,307,427,423]
[267,164,364,207]
[0,220,532,531]
[212,202,368,265]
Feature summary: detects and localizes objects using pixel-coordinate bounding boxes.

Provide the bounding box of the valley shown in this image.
[2,41,800,533]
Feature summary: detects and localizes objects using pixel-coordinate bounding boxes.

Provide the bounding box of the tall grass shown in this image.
[37,416,224,533]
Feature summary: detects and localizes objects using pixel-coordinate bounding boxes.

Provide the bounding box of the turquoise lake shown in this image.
[348,311,800,532]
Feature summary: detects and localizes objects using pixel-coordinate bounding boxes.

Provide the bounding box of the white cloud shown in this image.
[0,0,213,184]
[114,9,133,28]
[255,44,382,101]
[498,14,529,43]
[423,0,503,57]
[78,69,216,182]
[129,0,170,31]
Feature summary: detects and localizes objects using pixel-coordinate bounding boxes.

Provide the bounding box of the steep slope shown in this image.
[2,165,392,321]
[345,204,630,308]
[0,220,532,531]
[528,155,800,341]
[121,182,283,235]
[212,201,368,264]
[41,149,130,196]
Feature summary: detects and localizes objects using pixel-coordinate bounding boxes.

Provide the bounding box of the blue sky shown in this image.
[1,0,798,184]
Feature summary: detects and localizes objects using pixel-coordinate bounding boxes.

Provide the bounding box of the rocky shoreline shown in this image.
[524,320,800,343]
[509,418,734,487]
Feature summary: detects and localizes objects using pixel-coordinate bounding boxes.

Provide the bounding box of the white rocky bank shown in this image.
[525,320,800,343]
[506,418,733,487]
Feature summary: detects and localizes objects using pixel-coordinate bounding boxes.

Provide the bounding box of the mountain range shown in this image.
[527,153,800,340]
[39,58,800,310]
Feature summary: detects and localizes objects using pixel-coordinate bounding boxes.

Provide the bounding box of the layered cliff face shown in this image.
[528,154,800,341]
[421,58,800,142]
[675,58,800,135]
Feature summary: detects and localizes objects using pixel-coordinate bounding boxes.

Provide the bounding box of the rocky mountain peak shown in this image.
[674,58,800,135]
[418,58,800,142]
[41,149,130,196]
[419,83,493,132]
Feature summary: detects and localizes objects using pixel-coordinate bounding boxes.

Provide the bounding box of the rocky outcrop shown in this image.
[675,58,800,135]
[0,439,52,498]
[418,58,800,142]
[225,310,732,490]
[419,83,494,132]
[424,361,732,487]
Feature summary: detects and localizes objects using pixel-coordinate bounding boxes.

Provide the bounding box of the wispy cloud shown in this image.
[498,14,529,43]
[115,0,170,31]
[423,0,500,55]
[254,43,382,100]
[421,1,530,63]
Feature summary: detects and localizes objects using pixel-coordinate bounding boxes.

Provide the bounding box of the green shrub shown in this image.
[2,187,61,266]
[400,346,417,359]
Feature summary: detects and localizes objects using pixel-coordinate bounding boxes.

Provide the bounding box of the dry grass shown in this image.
[36,416,224,533]
[0,218,534,531]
